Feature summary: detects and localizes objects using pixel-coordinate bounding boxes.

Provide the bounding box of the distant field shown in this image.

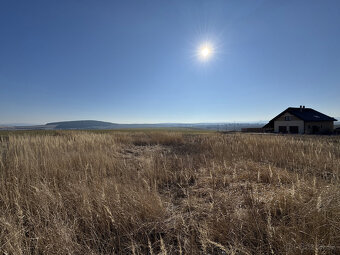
[0,131,339,254]
[0,127,214,136]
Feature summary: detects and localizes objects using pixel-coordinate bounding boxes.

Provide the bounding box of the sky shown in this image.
[1,0,340,124]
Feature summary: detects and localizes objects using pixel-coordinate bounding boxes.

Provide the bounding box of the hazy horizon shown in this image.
[0,119,272,126]
[1,0,340,124]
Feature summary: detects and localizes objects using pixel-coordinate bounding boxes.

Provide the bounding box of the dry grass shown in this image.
[0,131,339,254]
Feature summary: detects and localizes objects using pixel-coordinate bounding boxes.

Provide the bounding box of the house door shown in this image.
[289,126,299,134]
[279,126,287,133]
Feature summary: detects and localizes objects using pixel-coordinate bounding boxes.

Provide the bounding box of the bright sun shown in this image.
[198,43,214,61]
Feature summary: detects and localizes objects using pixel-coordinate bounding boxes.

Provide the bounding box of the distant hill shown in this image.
[0,120,268,131]
[46,120,118,129]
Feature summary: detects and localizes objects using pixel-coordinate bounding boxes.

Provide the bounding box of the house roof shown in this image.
[263,107,337,128]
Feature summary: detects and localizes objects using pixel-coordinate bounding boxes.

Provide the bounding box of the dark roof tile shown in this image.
[287,107,337,121]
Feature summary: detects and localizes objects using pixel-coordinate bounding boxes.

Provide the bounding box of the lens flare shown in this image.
[197,42,214,61]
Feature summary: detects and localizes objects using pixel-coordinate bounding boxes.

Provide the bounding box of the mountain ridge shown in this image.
[46,120,118,129]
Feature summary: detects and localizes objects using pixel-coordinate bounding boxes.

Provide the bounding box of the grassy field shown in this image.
[0,130,339,254]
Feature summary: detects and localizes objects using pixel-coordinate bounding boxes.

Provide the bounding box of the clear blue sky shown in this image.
[1,0,339,124]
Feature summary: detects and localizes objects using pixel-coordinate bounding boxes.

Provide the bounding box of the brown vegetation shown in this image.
[0,131,339,254]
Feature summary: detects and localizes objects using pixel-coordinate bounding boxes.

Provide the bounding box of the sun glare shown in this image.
[198,43,214,61]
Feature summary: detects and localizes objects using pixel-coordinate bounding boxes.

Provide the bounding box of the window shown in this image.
[312,126,320,134]
[285,116,291,121]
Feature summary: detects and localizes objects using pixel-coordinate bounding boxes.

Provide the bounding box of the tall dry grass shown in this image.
[0,131,339,254]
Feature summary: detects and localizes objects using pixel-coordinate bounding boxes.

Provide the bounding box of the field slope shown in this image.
[0,131,339,254]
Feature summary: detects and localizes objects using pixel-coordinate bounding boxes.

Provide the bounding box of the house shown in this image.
[263,106,337,134]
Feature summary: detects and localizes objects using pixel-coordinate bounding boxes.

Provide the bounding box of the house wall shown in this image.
[274,120,304,133]
[274,112,304,134]
[304,121,334,134]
